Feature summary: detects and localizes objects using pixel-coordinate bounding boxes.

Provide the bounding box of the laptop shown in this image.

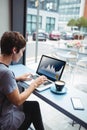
[25,55,66,91]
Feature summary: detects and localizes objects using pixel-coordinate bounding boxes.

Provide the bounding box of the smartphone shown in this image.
[71,97,84,110]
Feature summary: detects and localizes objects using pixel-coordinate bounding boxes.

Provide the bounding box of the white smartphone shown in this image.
[71,97,84,110]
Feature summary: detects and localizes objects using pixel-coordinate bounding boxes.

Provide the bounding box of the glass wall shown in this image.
[25,0,83,65]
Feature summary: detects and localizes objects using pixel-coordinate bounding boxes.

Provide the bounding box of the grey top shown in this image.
[0,63,25,130]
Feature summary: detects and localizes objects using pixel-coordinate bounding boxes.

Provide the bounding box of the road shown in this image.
[26,38,62,63]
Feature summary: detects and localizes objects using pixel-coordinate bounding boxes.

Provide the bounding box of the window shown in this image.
[27,0,36,8]
[46,17,55,32]
[26,15,42,34]
[45,0,58,12]
[25,0,83,65]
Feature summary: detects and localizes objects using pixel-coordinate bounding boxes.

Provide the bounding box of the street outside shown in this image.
[25,36,85,65]
[26,36,67,64]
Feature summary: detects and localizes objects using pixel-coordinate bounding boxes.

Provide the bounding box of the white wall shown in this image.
[0,0,10,37]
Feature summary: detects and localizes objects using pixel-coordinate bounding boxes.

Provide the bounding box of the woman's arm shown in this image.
[7,76,47,106]
[16,73,32,82]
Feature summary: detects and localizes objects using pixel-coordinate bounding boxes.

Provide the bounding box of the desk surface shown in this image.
[9,64,87,129]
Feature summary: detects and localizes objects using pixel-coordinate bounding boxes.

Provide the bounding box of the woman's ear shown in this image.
[13,47,17,54]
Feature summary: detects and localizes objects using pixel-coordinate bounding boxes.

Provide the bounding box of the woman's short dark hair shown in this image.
[0,31,26,55]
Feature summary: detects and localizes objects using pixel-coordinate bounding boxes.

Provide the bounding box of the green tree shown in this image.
[67,19,77,30]
[67,17,87,30]
[76,16,87,30]
[67,19,76,26]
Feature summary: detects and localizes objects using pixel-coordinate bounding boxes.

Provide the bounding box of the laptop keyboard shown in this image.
[43,81,52,86]
[30,75,52,86]
[30,75,39,79]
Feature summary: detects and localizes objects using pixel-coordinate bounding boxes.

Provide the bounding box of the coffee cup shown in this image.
[55,80,65,91]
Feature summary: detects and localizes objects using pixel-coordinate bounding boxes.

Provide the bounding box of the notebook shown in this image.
[25,55,66,91]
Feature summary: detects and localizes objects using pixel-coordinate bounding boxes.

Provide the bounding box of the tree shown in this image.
[67,19,76,27]
[67,17,87,39]
[67,19,78,31]
[76,17,87,30]
[67,17,87,30]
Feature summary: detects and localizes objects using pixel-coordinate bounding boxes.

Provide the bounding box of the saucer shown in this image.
[50,86,67,95]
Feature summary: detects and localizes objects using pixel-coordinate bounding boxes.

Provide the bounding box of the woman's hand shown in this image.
[16,73,33,82]
[30,75,48,89]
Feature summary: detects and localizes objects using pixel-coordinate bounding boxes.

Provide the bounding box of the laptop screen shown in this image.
[36,55,66,81]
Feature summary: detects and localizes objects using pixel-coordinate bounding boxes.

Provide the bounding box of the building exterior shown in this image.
[84,0,87,18]
[26,0,87,34]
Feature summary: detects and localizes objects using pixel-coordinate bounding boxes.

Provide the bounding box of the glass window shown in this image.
[39,17,42,23]
[32,23,36,32]
[45,0,59,12]
[27,0,36,8]
[46,17,55,32]
[27,15,31,22]
[26,14,42,34]
[26,23,31,34]
[32,15,37,22]
[25,0,83,65]
[46,17,50,23]
[51,18,55,24]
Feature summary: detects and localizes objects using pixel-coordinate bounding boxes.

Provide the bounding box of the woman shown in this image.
[0,31,47,130]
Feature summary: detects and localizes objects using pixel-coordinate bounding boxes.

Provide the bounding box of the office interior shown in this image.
[0,0,87,130]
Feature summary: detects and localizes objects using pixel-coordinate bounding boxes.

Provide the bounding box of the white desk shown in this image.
[10,64,87,129]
